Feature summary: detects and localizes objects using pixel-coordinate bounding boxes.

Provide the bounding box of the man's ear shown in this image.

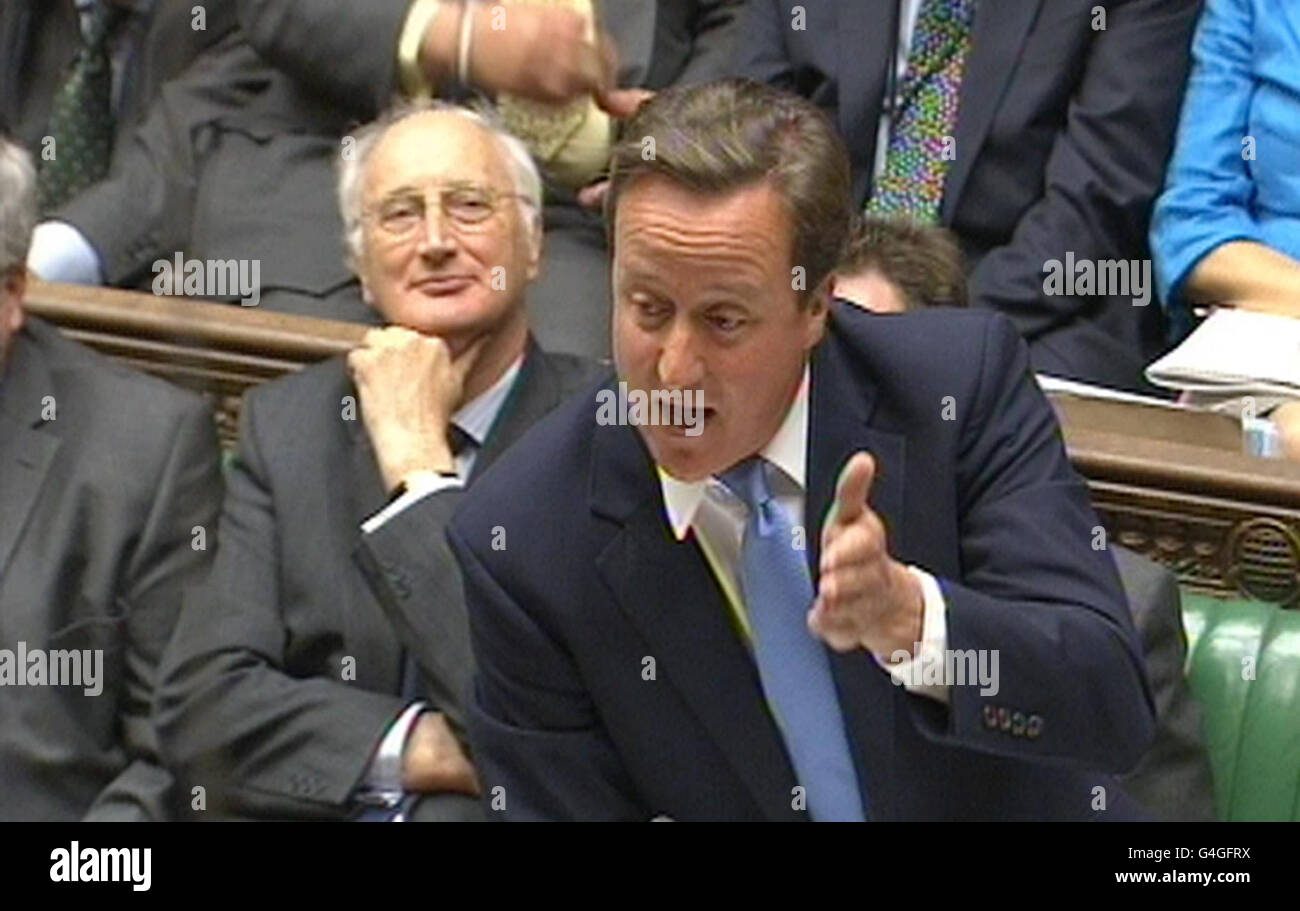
[802,279,832,349]
[524,209,544,283]
[2,268,27,334]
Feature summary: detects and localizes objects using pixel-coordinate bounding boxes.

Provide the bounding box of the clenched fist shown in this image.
[346,327,484,491]
[809,452,924,658]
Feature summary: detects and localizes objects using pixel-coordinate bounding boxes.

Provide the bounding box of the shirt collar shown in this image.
[658,364,810,540]
[453,354,523,447]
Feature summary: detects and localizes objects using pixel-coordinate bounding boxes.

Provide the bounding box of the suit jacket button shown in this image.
[1011,712,1026,736]
[1026,715,1044,739]
[982,705,998,728]
[384,566,411,599]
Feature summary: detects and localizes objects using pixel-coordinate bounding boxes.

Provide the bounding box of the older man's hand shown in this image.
[809,452,925,658]
[346,327,484,491]
[423,2,615,105]
[401,712,481,796]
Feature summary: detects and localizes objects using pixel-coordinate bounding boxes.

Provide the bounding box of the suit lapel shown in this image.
[943,0,1046,221]
[806,313,907,574]
[0,328,61,583]
[807,311,908,820]
[591,419,804,820]
[470,339,560,483]
[837,0,894,204]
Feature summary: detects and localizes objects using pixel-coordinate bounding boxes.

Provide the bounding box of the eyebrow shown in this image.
[618,266,765,300]
[379,179,483,199]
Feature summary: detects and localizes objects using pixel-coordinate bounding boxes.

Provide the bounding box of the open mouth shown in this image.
[662,407,716,435]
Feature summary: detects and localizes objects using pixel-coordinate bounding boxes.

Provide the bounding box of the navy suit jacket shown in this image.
[736,0,1203,393]
[450,306,1158,821]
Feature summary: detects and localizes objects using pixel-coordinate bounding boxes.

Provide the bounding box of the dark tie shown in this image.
[866,0,978,222]
[37,2,127,213]
[719,458,867,822]
[448,423,474,459]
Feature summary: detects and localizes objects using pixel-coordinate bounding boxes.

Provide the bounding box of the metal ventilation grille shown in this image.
[1230,520,1300,605]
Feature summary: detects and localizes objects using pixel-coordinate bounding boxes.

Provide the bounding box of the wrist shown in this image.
[419,0,462,88]
[874,564,925,660]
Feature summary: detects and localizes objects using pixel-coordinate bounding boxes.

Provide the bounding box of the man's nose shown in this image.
[417,201,455,259]
[657,318,705,389]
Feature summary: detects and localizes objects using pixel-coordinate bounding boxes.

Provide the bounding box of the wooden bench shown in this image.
[25,281,1300,606]
[25,280,366,449]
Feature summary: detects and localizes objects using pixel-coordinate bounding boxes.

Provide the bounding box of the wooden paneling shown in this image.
[25,282,1300,605]
[25,281,366,448]
[1053,397,1300,606]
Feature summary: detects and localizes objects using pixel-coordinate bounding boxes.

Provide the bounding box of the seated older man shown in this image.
[154,101,600,821]
[0,136,222,821]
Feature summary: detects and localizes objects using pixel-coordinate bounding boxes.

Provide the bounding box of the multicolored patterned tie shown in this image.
[865,0,977,223]
[36,2,126,214]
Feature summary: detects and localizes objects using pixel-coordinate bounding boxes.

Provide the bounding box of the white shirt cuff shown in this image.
[26,221,104,285]
[873,566,949,704]
[360,473,461,534]
[360,701,428,802]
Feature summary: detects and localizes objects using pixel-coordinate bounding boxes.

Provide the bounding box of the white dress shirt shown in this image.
[872,0,924,182]
[657,365,951,703]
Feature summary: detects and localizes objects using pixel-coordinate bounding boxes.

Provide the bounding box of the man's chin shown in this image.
[643,426,729,482]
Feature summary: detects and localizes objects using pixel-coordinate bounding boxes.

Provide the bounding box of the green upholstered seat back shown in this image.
[1181,593,1300,821]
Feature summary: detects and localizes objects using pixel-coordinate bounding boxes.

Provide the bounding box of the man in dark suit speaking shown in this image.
[450,80,1158,821]
[154,101,598,820]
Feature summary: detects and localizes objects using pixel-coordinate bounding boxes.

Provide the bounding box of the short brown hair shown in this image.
[605,79,852,306]
[839,216,969,310]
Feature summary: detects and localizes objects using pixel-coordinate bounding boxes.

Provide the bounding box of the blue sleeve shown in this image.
[1150,0,1263,310]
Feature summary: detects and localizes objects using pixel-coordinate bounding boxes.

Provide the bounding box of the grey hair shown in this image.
[0,137,37,274]
[337,99,543,272]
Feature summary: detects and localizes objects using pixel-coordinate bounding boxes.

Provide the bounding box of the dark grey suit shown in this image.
[55,1,741,347]
[154,340,598,820]
[0,0,237,193]
[0,317,222,821]
[1112,546,1216,821]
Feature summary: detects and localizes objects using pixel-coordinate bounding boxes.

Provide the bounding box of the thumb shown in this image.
[596,87,655,119]
[828,452,875,528]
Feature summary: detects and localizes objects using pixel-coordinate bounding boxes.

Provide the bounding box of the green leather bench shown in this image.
[1182,593,1300,821]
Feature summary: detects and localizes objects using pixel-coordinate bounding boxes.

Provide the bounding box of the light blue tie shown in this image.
[719,458,867,822]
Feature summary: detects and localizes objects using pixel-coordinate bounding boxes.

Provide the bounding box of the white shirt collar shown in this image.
[659,364,810,540]
[454,354,524,447]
